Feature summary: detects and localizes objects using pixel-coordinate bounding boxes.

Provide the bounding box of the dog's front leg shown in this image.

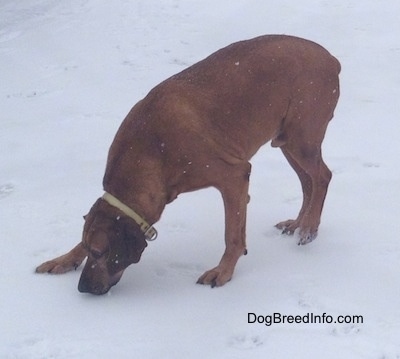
[36,242,87,274]
[197,162,250,287]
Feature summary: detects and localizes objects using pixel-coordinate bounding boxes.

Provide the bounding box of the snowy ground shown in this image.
[1,0,400,358]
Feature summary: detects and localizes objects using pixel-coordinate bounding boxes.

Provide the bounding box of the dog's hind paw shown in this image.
[275,219,299,235]
[298,229,318,245]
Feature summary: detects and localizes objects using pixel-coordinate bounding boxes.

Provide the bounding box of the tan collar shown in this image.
[102,192,158,241]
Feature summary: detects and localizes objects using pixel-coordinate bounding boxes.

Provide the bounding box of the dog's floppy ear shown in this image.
[106,217,148,275]
[121,217,148,263]
[81,199,105,244]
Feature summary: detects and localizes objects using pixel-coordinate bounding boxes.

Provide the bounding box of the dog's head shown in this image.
[78,199,148,295]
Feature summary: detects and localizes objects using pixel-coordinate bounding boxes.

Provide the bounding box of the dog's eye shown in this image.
[91,249,107,260]
[82,241,105,259]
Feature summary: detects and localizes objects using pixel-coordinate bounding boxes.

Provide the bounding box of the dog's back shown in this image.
[140,35,340,160]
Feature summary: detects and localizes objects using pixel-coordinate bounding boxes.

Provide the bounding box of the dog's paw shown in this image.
[298,228,318,245]
[275,219,299,235]
[35,256,83,274]
[36,244,87,274]
[197,266,232,288]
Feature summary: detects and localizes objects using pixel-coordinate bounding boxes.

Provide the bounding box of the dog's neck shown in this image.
[102,192,158,241]
[107,161,168,217]
[102,111,172,228]
[103,183,167,224]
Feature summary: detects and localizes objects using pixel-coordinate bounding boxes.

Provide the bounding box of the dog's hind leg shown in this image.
[279,141,332,245]
[275,147,312,235]
[274,78,337,244]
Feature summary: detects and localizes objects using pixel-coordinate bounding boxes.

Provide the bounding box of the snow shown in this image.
[1,0,400,358]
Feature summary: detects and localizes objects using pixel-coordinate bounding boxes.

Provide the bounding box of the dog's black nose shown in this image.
[77,277,90,293]
[78,276,110,295]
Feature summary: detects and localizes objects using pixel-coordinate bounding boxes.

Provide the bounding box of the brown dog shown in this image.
[36,35,340,295]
